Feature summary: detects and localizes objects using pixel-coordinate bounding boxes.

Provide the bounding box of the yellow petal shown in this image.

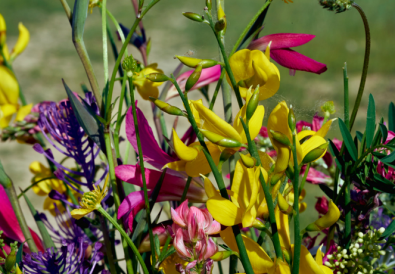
[228,49,254,84]
[15,103,32,121]
[10,23,29,59]
[163,160,186,173]
[234,102,265,144]
[258,151,274,171]
[70,208,94,220]
[172,129,198,161]
[297,130,316,141]
[43,197,66,217]
[315,245,323,265]
[203,175,221,199]
[207,196,243,226]
[184,142,221,177]
[0,14,6,46]
[314,200,340,230]
[319,266,334,274]
[0,104,17,128]
[316,119,336,138]
[191,100,242,142]
[220,227,274,273]
[292,245,325,274]
[0,66,19,105]
[275,206,291,252]
[269,259,291,274]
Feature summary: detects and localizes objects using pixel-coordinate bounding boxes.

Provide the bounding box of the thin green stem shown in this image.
[291,136,301,274]
[114,73,128,158]
[59,0,72,23]
[344,165,351,248]
[180,177,192,203]
[299,163,310,193]
[97,207,149,274]
[209,69,225,110]
[230,0,272,56]
[17,176,55,199]
[169,74,254,274]
[99,214,117,274]
[104,131,121,209]
[344,63,350,128]
[102,0,109,83]
[129,78,157,272]
[349,3,370,130]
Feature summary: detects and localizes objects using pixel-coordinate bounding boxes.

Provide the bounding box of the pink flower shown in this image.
[248,33,327,75]
[315,196,329,215]
[166,65,222,101]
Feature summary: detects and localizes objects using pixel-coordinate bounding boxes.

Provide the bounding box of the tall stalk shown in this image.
[291,134,301,274]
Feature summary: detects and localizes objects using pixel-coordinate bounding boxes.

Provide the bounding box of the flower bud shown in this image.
[270,130,291,147]
[215,18,226,32]
[277,193,293,215]
[206,0,212,10]
[240,154,256,168]
[288,106,296,133]
[302,142,328,164]
[246,86,260,121]
[321,101,336,115]
[175,55,219,68]
[182,12,204,23]
[5,243,17,273]
[210,250,238,261]
[251,218,266,231]
[270,172,283,186]
[122,55,137,78]
[305,200,340,232]
[145,73,170,82]
[319,0,353,13]
[200,129,243,148]
[185,64,203,91]
[149,97,185,117]
[0,14,6,47]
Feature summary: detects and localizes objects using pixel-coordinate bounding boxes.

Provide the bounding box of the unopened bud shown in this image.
[288,107,296,133]
[210,250,238,261]
[122,55,137,77]
[145,73,169,82]
[277,193,293,215]
[200,129,243,148]
[246,86,260,121]
[240,154,256,168]
[185,64,202,91]
[149,97,185,117]
[215,18,226,32]
[182,12,204,23]
[302,142,328,164]
[321,101,336,115]
[206,0,212,10]
[5,244,17,273]
[270,172,283,186]
[270,130,291,146]
[175,55,219,68]
[251,219,266,231]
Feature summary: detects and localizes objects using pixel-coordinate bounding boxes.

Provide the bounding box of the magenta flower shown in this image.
[248,33,327,75]
[166,65,222,101]
[0,185,44,254]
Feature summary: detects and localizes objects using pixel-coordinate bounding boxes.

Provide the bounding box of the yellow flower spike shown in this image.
[10,23,29,60]
[71,176,109,220]
[133,64,164,100]
[172,129,198,161]
[305,200,340,232]
[220,227,274,273]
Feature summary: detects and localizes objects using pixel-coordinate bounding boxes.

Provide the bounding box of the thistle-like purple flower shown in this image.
[34,92,107,193]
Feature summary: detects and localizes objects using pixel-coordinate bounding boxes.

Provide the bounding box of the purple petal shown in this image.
[125,103,174,170]
[248,33,316,50]
[270,48,327,74]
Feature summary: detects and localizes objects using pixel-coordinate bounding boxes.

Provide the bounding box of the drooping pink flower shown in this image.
[0,186,44,254]
[166,65,222,101]
[248,33,327,75]
[315,196,329,215]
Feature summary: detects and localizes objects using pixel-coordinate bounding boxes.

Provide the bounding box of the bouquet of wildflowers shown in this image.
[1,0,395,273]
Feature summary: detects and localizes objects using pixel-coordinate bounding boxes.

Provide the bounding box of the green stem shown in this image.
[209,68,225,110]
[348,3,370,131]
[102,0,109,82]
[299,163,310,193]
[344,165,351,248]
[114,73,128,158]
[97,207,149,274]
[239,118,283,261]
[17,176,55,199]
[59,0,72,23]
[99,214,117,274]
[291,135,301,274]
[344,63,350,128]
[230,0,272,56]
[180,177,192,203]
[129,78,157,273]
[104,131,121,209]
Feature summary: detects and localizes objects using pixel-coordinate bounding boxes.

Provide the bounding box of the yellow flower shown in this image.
[133,63,165,100]
[29,161,66,196]
[204,158,269,228]
[155,251,188,274]
[305,200,340,232]
[163,128,221,177]
[71,176,108,219]
[0,13,31,129]
[190,94,264,148]
[228,47,280,101]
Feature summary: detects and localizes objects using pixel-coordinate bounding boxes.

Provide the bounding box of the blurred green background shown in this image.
[0,0,394,257]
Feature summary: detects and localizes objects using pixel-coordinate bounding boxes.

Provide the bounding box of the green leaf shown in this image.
[63,80,106,154]
[372,118,384,147]
[22,192,56,249]
[338,118,358,161]
[380,218,395,240]
[158,236,172,262]
[149,168,167,209]
[328,139,344,169]
[389,102,395,132]
[319,183,334,198]
[356,131,363,142]
[366,94,376,148]
[380,150,395,164]
[154,234,160,257]
[16,240,25,266]
[380,123,388,143]
[371,174,395,193]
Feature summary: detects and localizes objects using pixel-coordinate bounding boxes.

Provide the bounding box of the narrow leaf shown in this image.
[16,241,25,265]
[356,131,363,142]
[338,118,358,161]
[366,94,376,148]
[154,234,160,256]
[149,168,167,209]
[380,218,395,240]
[328,139,344,169]
[389,102,395,132]
[380,150,395,164]
[319,183,334,199]
[380,123,388,143]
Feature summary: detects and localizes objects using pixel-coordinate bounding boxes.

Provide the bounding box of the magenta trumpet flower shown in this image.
[248,33,327,75]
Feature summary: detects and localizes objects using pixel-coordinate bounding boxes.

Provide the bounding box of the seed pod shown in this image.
[149,97,185,116]
[270,130,291,147]
[145,73,169,82]
[206,0,212,10]
[182,12,204,22]
[246,85,260,121]
[302,142,328,164]
[200,129,243,148]
[185,64,203,91]
[175,55,219,68]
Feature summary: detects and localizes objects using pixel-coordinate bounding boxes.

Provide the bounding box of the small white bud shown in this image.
[378,227,386,234]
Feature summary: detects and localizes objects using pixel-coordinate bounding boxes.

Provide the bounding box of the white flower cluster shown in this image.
[325,228,387,274]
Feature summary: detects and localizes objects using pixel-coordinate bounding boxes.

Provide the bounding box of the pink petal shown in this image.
[305,167,331,184]
[0,186,44,253]
[188,214,198,241]
[312,113,324,131]
[315,196,329,215]
[203,238,218,260]
[125,103,175,170]
[386,130,395,143]
[174,228,192,258]
[176,200,190,223]
[270,48,327,74]
[200,209,213,231]
[248,33,316,50]
[206,220,221,235]
[186,260,197,272]
[166,65,221,101]
[296,121,313,133]
[171,208,187,228]
[259,126,269,138]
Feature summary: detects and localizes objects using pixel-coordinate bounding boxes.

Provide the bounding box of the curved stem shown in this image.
[291,137,301,274]
[17,176,56,199]
[97,206,149,274]
[349,3,371,130]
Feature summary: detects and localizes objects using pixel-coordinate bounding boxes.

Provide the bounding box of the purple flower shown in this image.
[371,208,392,230]
[34,92,107,193]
